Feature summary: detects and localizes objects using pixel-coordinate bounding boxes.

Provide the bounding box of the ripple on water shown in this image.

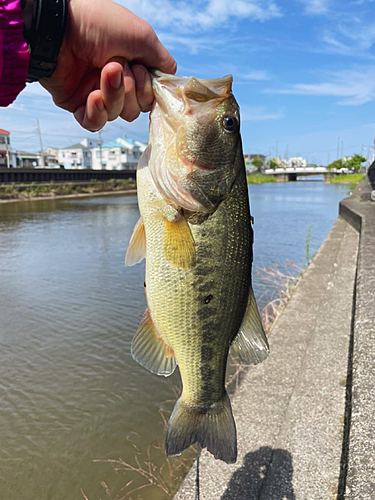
[0,185,352,499]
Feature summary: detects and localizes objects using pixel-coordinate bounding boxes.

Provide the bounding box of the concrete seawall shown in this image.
[175,179,374,499]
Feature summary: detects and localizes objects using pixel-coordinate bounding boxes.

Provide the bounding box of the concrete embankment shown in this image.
[175,179,374,499]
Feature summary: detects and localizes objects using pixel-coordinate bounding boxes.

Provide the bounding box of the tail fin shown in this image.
[165,392,237,464]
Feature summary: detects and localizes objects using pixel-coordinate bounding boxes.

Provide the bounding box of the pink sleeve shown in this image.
[0,0,30,106]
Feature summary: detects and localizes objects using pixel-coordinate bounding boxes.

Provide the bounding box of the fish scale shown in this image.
[125,72,269,463]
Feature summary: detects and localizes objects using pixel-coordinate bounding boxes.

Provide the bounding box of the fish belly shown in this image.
[138,164,252,409]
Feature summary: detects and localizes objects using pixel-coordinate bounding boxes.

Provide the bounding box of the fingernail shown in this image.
[96,99,105,111]
[110,71,123,90]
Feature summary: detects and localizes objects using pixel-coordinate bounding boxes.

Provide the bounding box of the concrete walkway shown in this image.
[175,207,360,498]
[340,181,375,499]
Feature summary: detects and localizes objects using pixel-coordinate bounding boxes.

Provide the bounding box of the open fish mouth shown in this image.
[151,70,233,94]
[150,70,233,117]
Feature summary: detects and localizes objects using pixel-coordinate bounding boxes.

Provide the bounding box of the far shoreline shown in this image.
[0,189,137,204]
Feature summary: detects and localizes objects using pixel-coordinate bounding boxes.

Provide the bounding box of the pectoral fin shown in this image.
[125,217,146,267]
[232,287,269,365]
[131,309,176,376]
[163,215,196,269]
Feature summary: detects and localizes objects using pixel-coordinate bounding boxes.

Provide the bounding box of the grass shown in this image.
[247,174,277,184]
[0,178,136,200]
[329,173,364,185]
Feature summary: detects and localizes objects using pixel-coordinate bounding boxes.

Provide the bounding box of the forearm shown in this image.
[0,0,30,106]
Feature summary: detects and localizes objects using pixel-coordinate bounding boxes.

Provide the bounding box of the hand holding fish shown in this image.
[126,72,269,463]
[40,0,176,131]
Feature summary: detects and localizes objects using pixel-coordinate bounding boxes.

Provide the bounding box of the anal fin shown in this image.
[125,217,146,267]
[163,215,195,269]
[131,309,176,376]
[232,286,269,365]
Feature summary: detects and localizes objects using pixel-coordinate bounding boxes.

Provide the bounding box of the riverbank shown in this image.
[247,174,276,184]
[330,173,364,185]
[0,178,136,202]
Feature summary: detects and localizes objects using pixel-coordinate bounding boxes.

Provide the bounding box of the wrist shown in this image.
[22,0,34,30]
[22,0,68,82]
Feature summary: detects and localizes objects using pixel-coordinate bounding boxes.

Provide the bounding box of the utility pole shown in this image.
[5,135,10,168]
[35,119,45,168]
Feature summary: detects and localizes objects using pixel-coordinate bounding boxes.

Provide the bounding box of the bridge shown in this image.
[263,165,334,181]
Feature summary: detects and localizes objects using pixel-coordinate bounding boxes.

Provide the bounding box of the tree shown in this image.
[251,157,264,168]
[268,158,279,169]
[345,154,366,172]
[327,155,366,172]
[327,159,344,171]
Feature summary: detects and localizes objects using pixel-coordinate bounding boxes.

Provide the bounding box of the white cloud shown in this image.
[242,70,272,81]
[118,0,281,32]
[298,0,331,14]
[240,105,284,121]
[267,67,375,105]
[321,20,375,57]
[23,83,51,98]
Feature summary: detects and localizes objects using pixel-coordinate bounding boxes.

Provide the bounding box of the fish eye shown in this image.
[222,115,238,132]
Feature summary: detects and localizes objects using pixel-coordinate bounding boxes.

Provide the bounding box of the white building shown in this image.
[281,157,308,169]
[0,129,11,167]
[58,138,98,169]
[91,137,147,170]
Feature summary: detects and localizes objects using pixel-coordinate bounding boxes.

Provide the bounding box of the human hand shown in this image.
[40,0,176,131]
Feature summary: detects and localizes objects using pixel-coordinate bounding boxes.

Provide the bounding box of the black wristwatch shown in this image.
[22,0,68,82]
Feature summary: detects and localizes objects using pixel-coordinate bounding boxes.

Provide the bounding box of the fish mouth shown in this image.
[150,70,233,93]
[150,70,233,114]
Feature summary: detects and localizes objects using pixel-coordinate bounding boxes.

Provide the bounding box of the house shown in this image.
[45,147,59,167]
[282,157,307,169]
[91,137,147,170]
[13,150,39,168]
[0,129,11,167]
[57,138,98,169]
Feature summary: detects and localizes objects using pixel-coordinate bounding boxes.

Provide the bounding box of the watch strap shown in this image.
[23,0,68,82]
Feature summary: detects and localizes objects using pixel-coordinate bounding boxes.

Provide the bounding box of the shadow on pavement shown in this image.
[221,446,295,500]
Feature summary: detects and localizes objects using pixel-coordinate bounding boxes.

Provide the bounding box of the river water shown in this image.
[0,181,352,500]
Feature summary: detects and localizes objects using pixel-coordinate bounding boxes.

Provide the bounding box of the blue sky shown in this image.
[2,0,375,164]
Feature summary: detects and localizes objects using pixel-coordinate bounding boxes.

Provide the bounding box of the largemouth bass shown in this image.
[125,71,269,464]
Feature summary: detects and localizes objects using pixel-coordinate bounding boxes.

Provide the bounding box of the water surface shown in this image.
[0,182,352,499]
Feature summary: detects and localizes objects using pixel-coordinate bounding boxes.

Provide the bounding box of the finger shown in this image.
[132,64,153,112]
[53,69,101,113]
[74,90,108,132]
[101,60,126,121]
[119,63,142,122]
